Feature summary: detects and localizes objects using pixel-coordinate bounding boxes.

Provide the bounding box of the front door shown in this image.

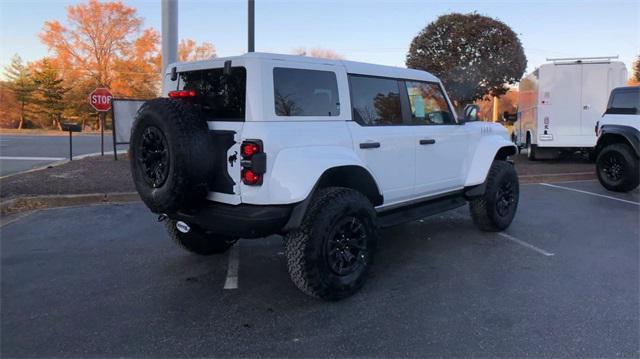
[403,80,469,195]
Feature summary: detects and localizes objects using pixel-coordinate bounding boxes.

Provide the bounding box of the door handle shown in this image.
[419,139,436,145]
[359,142,380,149]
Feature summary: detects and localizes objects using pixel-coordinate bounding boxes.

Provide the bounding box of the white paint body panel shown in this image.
[515,61,627,148]
[161,52,514,207]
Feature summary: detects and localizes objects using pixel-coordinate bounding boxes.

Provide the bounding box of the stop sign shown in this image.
[89,88,113,112]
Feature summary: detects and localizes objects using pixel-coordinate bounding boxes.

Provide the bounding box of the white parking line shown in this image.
[498,232,555,257]
[540,183,640,206]
[223,246,239,289]
[0,156,65,161]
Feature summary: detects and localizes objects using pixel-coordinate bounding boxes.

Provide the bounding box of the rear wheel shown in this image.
[165,220,235,255]
[596,143,639,192]
[284,187,378,301]
[469,160,520,231]
[526,136,537,161]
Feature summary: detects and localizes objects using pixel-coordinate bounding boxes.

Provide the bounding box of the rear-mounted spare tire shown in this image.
[130,98,215,213]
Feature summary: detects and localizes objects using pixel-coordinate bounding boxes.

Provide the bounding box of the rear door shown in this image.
[171,64,248,204]
[581,63,620,135]
[539,64,582,137]
[347,74,415,204]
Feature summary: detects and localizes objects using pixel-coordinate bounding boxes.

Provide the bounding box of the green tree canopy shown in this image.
[32,58,69,129]
[3,54,36,129]
[406,13,526,108]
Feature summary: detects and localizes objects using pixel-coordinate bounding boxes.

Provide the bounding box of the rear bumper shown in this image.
[172,201,293,239]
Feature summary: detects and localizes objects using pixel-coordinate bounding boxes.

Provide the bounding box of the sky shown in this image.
[0,0,638,77]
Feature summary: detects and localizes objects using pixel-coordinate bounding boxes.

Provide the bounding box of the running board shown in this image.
[377,193,467,228]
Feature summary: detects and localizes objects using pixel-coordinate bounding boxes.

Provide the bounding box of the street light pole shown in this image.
[162,0,178,92]
[248,0,255,52]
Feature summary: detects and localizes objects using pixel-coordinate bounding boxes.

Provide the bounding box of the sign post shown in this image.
[89,88,113,156]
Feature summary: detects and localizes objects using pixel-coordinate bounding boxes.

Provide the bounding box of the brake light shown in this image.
[241,169,260,185]
[241,142,259,158]
[168,90,196,99]
[240,140,266,185]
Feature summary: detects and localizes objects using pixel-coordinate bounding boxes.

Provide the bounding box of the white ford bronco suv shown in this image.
[129,53,519,300]
[595,86,640,192]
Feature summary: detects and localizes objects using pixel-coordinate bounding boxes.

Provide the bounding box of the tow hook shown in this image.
[157,213,168,222]
[176,221,191,233]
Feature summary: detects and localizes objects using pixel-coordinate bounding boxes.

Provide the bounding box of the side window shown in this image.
[607,89,640,115]
[405,81,454,125]
[273,68,340,116]
[349,75,403,126]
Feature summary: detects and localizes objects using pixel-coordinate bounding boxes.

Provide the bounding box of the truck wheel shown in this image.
[469,161,519,232]
[284,187,378,300]
[596,143,640,192]
[165,220,235,255]
[130,98,215,214]
[526,139,537,161]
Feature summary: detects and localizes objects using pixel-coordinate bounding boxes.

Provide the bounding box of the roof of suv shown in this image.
[166,52,440,83]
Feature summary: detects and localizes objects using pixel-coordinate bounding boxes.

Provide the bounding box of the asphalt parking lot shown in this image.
[1,180,638,357]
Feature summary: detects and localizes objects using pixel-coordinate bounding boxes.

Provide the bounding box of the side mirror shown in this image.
[463,104,480,122]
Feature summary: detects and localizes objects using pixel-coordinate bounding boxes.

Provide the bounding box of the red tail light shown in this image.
[241,142,260,158]
[241,169,260,185]
[240,140,265,185]
[168,90,196,99]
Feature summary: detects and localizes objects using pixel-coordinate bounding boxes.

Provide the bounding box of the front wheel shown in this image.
[165,220,236,255]
[284,187,378,301]
[596,143,640,192]
[469,160,520,232]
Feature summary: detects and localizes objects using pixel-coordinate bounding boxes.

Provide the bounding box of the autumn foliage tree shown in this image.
[406,13,526,110]
[38,0,214,130]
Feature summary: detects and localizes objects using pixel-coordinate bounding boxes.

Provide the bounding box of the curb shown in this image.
[1,192,140,216]
[0,150,128,180]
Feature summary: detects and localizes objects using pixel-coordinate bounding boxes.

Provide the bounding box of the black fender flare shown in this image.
[597,125,640,157]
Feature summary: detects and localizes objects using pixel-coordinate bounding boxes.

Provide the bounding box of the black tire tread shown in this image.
[469,160,519,232]
[130,98,213,213]
[596,143,640,192]
[284,187,377,300]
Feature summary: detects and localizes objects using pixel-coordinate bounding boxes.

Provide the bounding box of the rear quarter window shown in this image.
[273,68,340,116]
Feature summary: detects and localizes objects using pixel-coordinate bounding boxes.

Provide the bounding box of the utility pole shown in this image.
[248,0,255,52]
[162,0,178,90]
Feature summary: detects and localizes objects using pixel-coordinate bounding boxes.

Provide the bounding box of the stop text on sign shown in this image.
[89,88,113,112]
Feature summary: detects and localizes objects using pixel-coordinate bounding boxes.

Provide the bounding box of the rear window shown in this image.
[606,88,640,115]
[273,68,340,116]
[177,67,246,121]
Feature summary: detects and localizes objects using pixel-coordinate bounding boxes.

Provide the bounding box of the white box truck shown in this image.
[513,57,628,160]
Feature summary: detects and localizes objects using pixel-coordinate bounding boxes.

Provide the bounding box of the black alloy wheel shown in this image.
[495,180,516,218]
[138,126,170,188]
[600,151,625,182]
[325,216,368,276]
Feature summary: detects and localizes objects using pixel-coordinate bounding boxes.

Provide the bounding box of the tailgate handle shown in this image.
[359,142,380,149]
[419,139,436,145]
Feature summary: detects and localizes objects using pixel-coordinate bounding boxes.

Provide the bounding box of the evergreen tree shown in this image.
[32,58,68,129]
[4,55,35,129]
